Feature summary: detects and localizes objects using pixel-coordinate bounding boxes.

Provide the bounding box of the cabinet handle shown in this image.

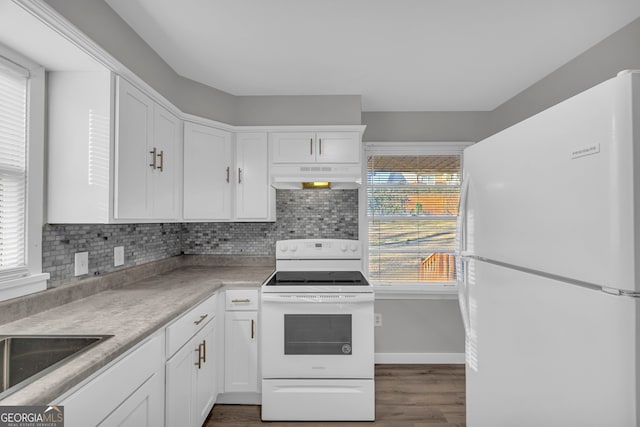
[194,343,203,369]
[319,138,322,155]
[149,147,157,169]
[231,298,250,303]
[194,314,208,325]
[251,319,255,339]
[238,168,242,184]
[157,150,164,172]
[202,339,207,363]
[310,138,313,155]
[226,166,230,183]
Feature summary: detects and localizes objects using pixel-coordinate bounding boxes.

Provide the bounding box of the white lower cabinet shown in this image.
[224,289,259,394]
[99,371,165,427]
[58,332,165,427]
[166,316,218,427]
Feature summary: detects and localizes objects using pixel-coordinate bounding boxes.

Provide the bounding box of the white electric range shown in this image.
[260,239,375,421]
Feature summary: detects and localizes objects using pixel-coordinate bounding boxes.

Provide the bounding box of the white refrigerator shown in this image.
[458,70,640,427]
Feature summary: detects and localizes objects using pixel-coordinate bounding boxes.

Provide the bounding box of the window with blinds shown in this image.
[0,61,28,278]
[367,154,461,284]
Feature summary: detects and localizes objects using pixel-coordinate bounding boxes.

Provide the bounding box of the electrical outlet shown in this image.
[114,246,124,267]
[74,252,89,276]
[375,313,382,327]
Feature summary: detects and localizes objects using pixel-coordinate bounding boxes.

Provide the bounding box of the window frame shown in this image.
[0,44,48,301]
[359,141,472,299]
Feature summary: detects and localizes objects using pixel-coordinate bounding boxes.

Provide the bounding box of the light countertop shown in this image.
[0,265,273,405]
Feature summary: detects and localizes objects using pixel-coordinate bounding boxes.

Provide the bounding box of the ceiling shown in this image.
[105,0,640,112]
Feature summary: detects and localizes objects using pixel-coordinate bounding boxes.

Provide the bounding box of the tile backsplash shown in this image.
[43,190,358,287]
[42,223,184,286]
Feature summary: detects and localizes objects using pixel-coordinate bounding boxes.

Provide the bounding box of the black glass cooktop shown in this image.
[265,271,369,286]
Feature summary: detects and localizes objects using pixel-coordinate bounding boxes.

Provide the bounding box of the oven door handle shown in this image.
[261,293,375,304]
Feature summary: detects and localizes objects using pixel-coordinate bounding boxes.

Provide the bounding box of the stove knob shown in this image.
[290,244,298,252]
[280,245,288,252]
[340,244,348,252]
[349,243,358,252]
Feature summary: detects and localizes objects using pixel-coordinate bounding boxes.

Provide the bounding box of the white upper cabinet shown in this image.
[183,122,233,220]
[236,132,274,221]
[152,104,181,219]
[114,77,154,219]
[47,70,113,224]
[115,77,181,221]
[270,131,360,164]
[47,73,181,223]
[314,132,361,163]
[270,132,315,163]
[183,125,274,222]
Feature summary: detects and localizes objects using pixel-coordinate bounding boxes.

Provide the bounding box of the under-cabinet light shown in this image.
[302,182,331,189]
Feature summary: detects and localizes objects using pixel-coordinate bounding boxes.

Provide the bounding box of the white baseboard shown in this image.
[375,352,465,364]
[216,392,261,405]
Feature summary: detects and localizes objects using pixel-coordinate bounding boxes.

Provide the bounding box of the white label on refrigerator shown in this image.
[571,143,600,159]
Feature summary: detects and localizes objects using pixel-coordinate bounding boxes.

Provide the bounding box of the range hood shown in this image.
[270,164,362,190]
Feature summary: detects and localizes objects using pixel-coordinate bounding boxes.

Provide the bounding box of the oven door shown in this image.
[261,293,374,379]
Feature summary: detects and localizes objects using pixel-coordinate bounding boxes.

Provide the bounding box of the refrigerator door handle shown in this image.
[456,176,471,256]
[457,257,471,338]
[456,176,471,339]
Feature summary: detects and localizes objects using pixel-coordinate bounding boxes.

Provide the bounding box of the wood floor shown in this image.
[205,364,466,427]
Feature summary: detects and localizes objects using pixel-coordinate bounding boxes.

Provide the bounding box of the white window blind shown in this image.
[0,59,28,278]
[367,154,461,284]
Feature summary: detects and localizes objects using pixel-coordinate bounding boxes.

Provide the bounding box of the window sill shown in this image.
[373,284,458,300]
[0,273,49,302]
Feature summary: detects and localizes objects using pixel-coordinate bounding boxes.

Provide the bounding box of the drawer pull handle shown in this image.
[232,298,251,303]
[194,314,208,325]
[251,319,255,339]
[226,166,230,183]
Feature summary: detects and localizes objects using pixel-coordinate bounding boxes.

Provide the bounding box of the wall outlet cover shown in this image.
[114,246,125,267]
[74,251,89,276]
[374,313,382,327]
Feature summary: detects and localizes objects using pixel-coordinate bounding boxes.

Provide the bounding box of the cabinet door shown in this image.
[165,339,196,427]
[152,104,180,220]
[236,133,272,220]
[316,132,360,163]
[183,123,232,220]
[115,77,154,219]
[270,132,316,163]
[224,311,258,393]
[98,369,164,427]
[194,317,217,426]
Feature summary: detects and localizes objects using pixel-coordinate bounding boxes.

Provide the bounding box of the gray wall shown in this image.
[488,16,640,137]
[362,111,489,142]
[236,95,362,126]
[375,300,464,354]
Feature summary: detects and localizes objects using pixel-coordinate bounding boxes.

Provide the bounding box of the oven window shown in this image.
[284,314,352,355]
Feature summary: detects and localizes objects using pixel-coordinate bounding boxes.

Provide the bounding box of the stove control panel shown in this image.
[276,239,361,259]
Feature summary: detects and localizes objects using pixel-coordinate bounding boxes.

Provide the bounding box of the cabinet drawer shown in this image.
[166,293,217,357]
[225,289,259,310]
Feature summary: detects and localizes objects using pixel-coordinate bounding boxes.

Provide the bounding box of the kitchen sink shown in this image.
[0,335,112,399]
